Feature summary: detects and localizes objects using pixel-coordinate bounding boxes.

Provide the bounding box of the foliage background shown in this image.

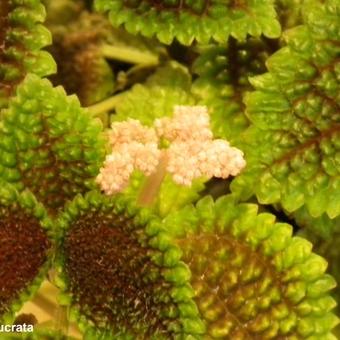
[0,0,339,338]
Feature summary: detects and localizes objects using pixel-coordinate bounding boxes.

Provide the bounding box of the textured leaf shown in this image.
[160,195,339,338]
[0,75,106,213]
[55,191,204,338]
[232,0,340,218]
[0,181,52,325]
[276,0,304,29]
[0,0,56,109]
[293,206,340,240]
[155,175,205,218]
[94,0,281,45]
[47,12,115,107]
[192,37,277,145]
[113,62,195,126]
[299,227,340,331]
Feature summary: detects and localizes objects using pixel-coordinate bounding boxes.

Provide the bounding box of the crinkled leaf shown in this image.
[95,0,281,45]
[276,0,304,30]
[160,195,339,338]
[113,62,195,125]
[0,0,56,109]
[192,37,277,145]
[0,75,106,213]
[232,0,340,218]
[293,206,340,240]
[299,227,340,327]
[0,181,52,324]
[47,12,115,106]
[55,191,204,338]
[155,175,205,218]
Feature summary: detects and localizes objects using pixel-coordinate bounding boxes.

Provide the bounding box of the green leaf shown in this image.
[276,0,304,30]
[113,62,195,126]
[46,9,160,107]
[156,175,205,218]
[300,227,340,327]
[192,37,277,145]
[233,0,340,218]
[0,0,56,109]
[95,0,281,45]
[55,192,203,338]
[47,12,115,107]
[0,182,52,324]
[293,206,340,239]
[166,196,339,338]
[0,75,106,213]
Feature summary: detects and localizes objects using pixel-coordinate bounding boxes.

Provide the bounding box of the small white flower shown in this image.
[155,105,213,142]
[96,106,246,194]
[109,119,158,147]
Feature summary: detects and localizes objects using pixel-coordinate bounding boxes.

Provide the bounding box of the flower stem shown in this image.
[54,305,69,338]
[87,92,126,116]
[101,44,159,65]
[137,152,168,207]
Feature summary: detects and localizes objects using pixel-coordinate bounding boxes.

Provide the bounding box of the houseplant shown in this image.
[0,0,339,338]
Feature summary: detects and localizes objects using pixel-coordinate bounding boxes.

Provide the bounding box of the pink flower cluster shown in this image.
[155,106,212,142]
[96,106,246,194]
[96,119,160,194]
